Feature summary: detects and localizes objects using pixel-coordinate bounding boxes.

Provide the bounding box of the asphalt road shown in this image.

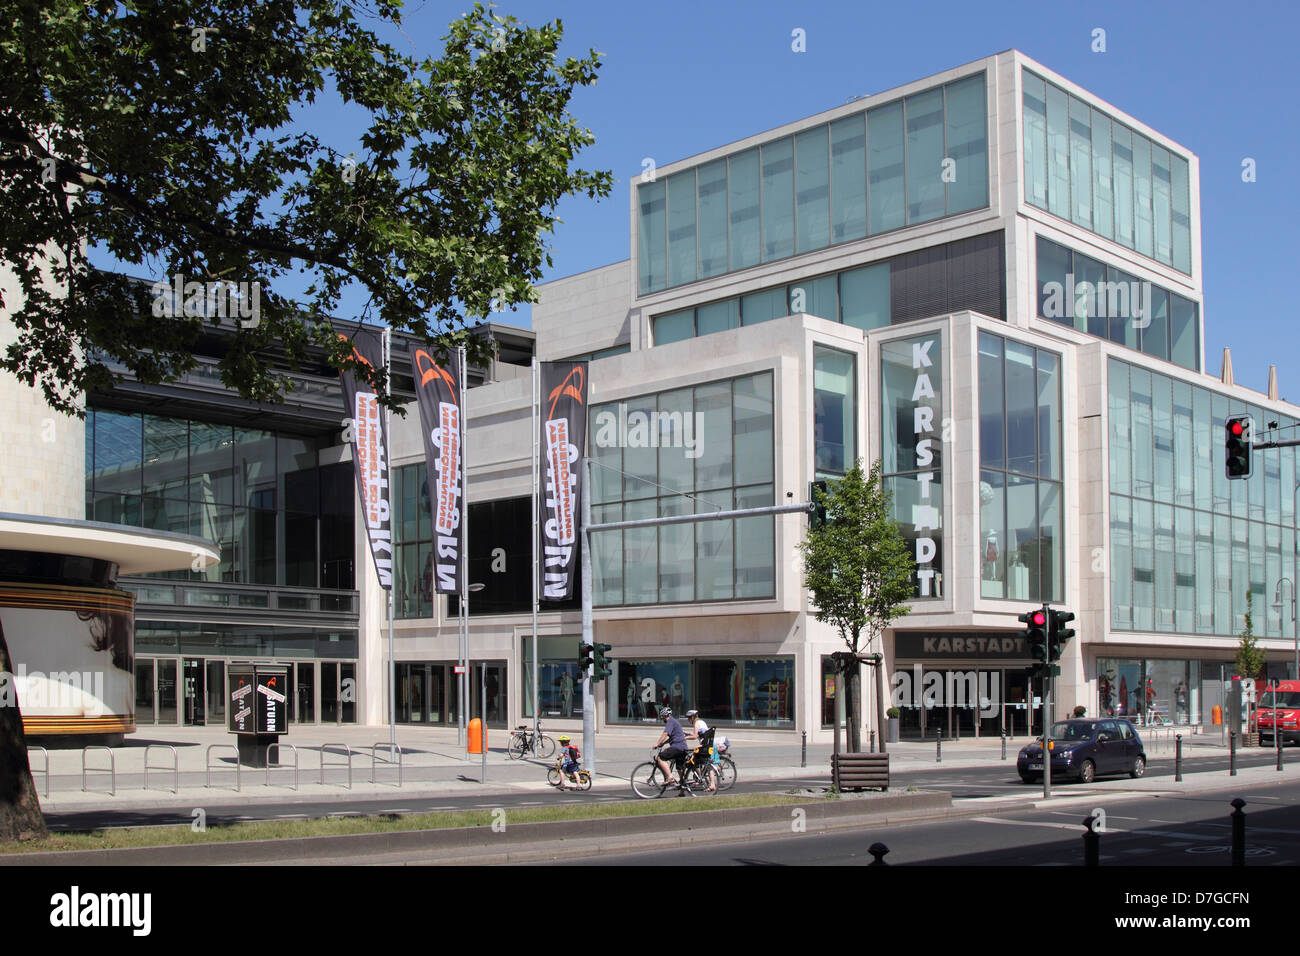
[547,777,1300,866]
[40,750,1279,833]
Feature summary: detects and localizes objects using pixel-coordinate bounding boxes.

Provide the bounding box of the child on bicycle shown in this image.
[685,709,717,792]
[558,735,582,789]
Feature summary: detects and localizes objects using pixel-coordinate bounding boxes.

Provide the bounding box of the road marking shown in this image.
[973,816,1124,833]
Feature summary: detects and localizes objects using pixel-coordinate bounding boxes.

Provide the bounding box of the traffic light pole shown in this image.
[581,457,595,774]
[1041,602,1052,800]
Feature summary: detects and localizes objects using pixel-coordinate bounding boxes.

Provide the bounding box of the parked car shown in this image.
[1255,680,1300,746]
[1017,718,1146,784]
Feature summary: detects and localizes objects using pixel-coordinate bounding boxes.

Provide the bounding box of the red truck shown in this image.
[1256,680,1300,746]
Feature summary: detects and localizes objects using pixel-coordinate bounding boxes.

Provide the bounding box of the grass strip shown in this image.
[0,792,817,855]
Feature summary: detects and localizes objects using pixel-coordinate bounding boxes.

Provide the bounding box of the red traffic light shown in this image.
[1031,610,1046,626]
[1230,420,1244,437]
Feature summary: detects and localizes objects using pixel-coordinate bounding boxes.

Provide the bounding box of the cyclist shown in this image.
[557,735,582,789]
[684,708,717,792]
[652,707,688,785]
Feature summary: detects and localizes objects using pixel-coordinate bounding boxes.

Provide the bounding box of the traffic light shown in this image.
[577,642,594,670]
[1048,609,1075,677]
[808,480,829,529]
[1225,415,1253,479]
[592,643,613,683]
[1019,606,1048,680]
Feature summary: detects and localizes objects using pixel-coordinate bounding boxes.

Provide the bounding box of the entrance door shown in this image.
[135,660,156,726]
[206,660,225,726]
[183,658,205,725]
[157,659,178,725]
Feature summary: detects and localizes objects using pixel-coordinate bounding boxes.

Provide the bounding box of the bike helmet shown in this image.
[685,709,699,719]
[659,707,673,720]
[558,735,571,744]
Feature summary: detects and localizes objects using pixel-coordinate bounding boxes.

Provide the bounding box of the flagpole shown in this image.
[458,346,469,756]
[531,359,540,743]
[383,326,395,755]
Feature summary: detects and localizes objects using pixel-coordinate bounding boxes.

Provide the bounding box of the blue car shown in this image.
[1017,718,1146,784]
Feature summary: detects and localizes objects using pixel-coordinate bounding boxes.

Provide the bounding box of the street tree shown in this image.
[1236,587,1266,680]
[0,0,612,841]
[799,460,914,753]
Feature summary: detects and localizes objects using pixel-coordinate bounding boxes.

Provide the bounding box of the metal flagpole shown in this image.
[581,456,594,773]
[383,327,396,756]
[459,346,469,757]
[531,359,540,745]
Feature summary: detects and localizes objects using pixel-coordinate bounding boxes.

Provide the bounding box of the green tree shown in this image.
[799,460,914,753]
[1236,587,1266,680]
[0,0,612,412]
[0,0,611,842]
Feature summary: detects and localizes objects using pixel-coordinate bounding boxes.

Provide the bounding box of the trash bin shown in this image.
[468,717,485,754]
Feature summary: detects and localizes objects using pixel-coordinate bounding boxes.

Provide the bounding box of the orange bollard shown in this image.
[1212,705,1223,726]
[468,717,484,754]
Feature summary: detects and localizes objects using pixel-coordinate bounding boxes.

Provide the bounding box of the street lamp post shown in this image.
[1272,577,1297,680]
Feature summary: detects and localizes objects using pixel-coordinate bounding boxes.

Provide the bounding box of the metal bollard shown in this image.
[869,729,876,753]
[1082,814,1100,867]
[935,727,942,763]
[1277,726,1284,772]
[1230,797,1246,867]
[1175,734,1183,782]
[867,842,889,865]
[1001,731,1007,761]
[801,730,807,768]
[1230,731,1237,776]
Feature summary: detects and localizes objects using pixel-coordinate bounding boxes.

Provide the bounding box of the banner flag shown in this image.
[538,361,588,602]
[337,329,392,589]
[410,343,465,595]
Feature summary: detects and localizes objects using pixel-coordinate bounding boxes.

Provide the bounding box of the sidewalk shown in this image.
[25,722,1265,813]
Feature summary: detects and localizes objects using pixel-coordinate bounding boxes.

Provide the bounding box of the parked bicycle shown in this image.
[547,754,592,790]
[630,744,718,798]
[508,723,556,760]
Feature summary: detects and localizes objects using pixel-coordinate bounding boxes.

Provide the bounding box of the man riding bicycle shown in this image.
[652,707,688,785]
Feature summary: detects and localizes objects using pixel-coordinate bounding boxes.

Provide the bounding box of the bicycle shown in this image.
[715,750,738,791]
[547,754,592,790]
[630,746,718,798]
[508,723,556,760]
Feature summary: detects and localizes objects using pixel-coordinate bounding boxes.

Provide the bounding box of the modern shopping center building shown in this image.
[23,49,1299,743]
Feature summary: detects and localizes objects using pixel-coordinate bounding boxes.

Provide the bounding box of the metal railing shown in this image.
[27,746,49,798]
[205,744,241,791]
[144,745,179,794]
[265,743,299,791]
[369,742,403,787]
[81,746,115,795]
[319,743,352,790]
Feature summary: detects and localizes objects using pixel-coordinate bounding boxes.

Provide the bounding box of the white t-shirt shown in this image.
[693,718,709,740]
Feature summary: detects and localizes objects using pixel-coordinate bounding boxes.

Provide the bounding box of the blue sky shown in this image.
[126,0,1300,394]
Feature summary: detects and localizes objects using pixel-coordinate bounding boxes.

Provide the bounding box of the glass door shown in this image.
[157,659,178,725]
[296,661,315,723]
[183,658,205,725]
[206,660,225,726]
[135,659,156,725]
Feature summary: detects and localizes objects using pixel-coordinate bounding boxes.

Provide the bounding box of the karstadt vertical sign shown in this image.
[539,362,588,601]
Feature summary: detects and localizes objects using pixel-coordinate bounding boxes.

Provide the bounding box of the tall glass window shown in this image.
[1068,96,1093,229]
[1022,72,1048,209]
[589,372,774,606]
[978,332,1063,601]
[945,73,988,214]
[868,100,906,235]
[905,88,945,225]
[795,126,830,254]
[666,169,697,288]
[697,159,729,278]
[728,149,760,271]
[814,346,856,478]
[761,137,795,262]
[830,114,867,243]
[637,179,666,294]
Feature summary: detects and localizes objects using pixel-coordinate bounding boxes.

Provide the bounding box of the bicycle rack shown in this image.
[205,744,241,792]
[27,746,49,798]
[368,742,403,787]
[144,745,179,794]
[265,743,299,791]
[81,746,115,796]
[319,743,352,790]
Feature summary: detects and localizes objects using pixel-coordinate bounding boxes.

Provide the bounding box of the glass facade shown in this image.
[639,73,988,293]
[589,372,775,606]
[978,332,1063,602]
[652,232,1004,346]
[1108,358,1298,638]
[1037,236,1200,371]
[86,409,353,589]
[608,656,794,726]
[1097,658,1201,726]
[1023,70,1192,275]
[881,332,944,599]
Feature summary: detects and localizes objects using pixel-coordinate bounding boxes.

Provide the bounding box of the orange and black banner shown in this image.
[539,361,587,602]
[410,343,464,595]
[338,328,392,590]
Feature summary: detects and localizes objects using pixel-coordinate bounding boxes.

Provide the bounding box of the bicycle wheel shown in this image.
[508,734,527,760]
[576,771,593,792]
[546,767,562,787]
[630,761,667,799]
[695,763,718,794]
[717,756,737,791]
[537,735,556,759]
